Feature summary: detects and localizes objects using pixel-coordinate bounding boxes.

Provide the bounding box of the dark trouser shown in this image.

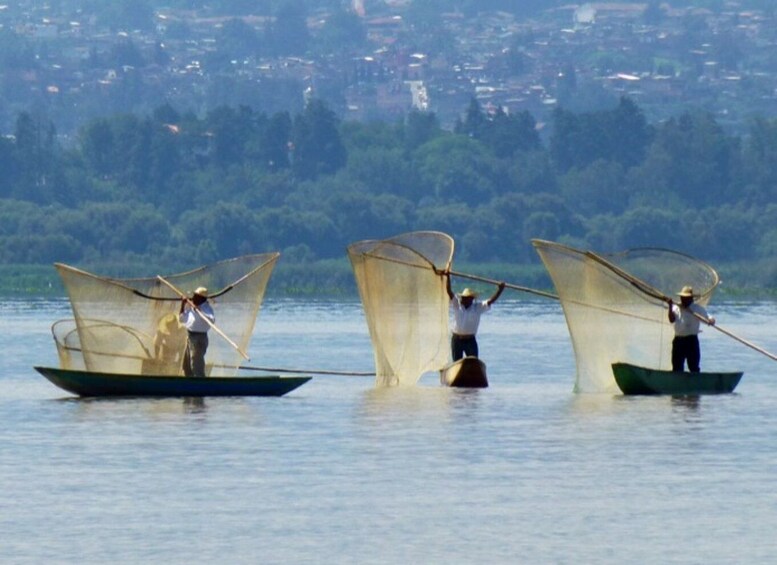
[451,334,478,361]
[672,335,700,373]
[183,331,209,377]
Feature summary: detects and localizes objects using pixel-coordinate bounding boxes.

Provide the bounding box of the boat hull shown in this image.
[440,357,488,388]
[34,366,311,398]
[612,362,742,396]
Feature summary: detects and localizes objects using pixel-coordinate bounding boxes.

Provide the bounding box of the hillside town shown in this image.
[1,1,775,136]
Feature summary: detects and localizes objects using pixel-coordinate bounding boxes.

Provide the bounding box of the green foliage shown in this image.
[456,98,540,158]
[414,134,501,204]
[551,97,652,172]
[291,99,346,180]
[2,96,777,291]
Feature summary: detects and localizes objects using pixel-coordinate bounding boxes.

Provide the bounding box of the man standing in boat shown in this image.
[179,286,216,377]
[667,285,715,373]
[443,272,505,361]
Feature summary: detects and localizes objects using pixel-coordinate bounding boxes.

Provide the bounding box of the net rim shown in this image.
[531,239,720,295]
[347,231,455,270]
[54,252,281,300]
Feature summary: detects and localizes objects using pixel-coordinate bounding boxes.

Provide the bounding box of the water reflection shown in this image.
[670,395,701,411]
[356,384,486,425]
[5,299,777,565]
[183,397,207,414]
[55,395,220,421]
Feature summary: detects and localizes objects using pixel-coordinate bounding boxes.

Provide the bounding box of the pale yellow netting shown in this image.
[54,253,279,376]
[533,240,719,392]
[348,231,454,386]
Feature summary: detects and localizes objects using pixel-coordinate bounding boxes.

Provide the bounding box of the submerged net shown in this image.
[533,240,719,392]
[349,231,454,386]
[54,253,279,376]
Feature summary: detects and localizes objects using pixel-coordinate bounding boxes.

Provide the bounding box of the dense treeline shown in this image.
[2,97,777,282]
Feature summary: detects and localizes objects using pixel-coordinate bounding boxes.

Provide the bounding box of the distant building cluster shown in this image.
[1,1,775,135]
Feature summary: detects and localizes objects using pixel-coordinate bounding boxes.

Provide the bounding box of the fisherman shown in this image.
[179,286,215,377]
[153,312,185,364]
[443,271,505,361]
[667,285,715,373]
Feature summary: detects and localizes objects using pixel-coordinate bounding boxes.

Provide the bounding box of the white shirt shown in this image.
[179,302,215,333]
[450,296,490,335]
[670,302,708,337]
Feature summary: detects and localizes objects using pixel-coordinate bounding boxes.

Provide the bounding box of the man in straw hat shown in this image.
[667,285,715,372]
[444,272,505,361]
[179,286,216,377]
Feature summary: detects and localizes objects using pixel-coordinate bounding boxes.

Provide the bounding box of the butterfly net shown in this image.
[533,240,719,392]
[53,253,279,376]
[348,231,454,386]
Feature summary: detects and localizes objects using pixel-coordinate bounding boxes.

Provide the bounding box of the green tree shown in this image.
[606,97,652,169]
[484,108,541,158]
[206,105,258,168]
[649,112,741,206]
[455,98,486,139]
[177,203,258,257]
[404,110,441,151]
[291,99,346,180]
[344,146,419,199]
[507,151,558,195]
[260,111,293,171]
[560,160,627,216]
[615,207,680,250]
[14,112,58,201]
[550,97,651,172]
[0,136,21,196]
[414,134,501,205]
[741,117,777,206]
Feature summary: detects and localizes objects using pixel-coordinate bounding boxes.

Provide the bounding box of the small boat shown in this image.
[34,366,311,398]
[612,362,743,396]
[440,357,488,388]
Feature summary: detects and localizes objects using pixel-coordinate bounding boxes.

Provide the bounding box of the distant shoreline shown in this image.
[0,260,774,299]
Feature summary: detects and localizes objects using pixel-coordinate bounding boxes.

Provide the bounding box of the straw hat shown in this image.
[193,286,208,297]
[157,313,179,334]
[677,285,694,298]
[460,288,477,298]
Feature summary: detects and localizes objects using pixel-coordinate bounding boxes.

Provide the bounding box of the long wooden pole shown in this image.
[156,275,250,361]
[586,251,777,363]
[706,323,777,362]
[215,364,374,377]
[447,269,558,300]
[362,250,557,300]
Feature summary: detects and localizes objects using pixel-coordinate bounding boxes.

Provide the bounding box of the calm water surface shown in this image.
[1,298,777,564]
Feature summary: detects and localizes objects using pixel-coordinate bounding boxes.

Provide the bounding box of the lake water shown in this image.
[2,298,777,564]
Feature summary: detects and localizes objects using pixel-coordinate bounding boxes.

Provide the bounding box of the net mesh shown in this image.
[533,240,719,392]
[54,253,279,376]
[348,231,454,386]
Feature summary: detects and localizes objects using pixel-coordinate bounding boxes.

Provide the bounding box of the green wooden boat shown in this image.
[34,366,311,398]
[612,362,743,396]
